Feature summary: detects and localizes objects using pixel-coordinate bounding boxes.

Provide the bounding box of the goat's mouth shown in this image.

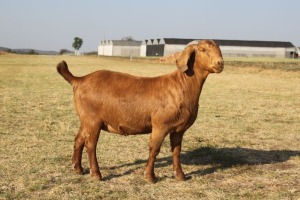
[211,59,224,73]
[212,65,224,73]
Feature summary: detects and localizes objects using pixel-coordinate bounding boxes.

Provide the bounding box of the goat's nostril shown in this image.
[218,60,224,65]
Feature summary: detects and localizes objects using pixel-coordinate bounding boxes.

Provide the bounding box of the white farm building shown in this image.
[98,38,298,59]
[216,39,297,58]
[140,38,297,58]
[98,40,142,57]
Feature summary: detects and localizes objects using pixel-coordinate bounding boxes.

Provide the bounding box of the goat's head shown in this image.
[176,40,224,74]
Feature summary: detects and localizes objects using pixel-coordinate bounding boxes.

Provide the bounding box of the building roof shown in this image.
[160,38,195,45]
[159,38,295,48]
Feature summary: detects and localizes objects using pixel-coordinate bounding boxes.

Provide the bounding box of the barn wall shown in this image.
[163,44,186,56]
[146,45,158,56]
[98,44,104,56]
[146,45,155,56]
[158,45,164,56]
[146,45,164,56]
[104,42,113,56]
[112,46,121,56]
[220,46,287,58]
[113,46,141,57]
[285,47,298,58]
[122,47,141,57]
[140,41,147,57]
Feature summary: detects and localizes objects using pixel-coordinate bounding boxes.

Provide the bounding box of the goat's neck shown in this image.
[179,66,209,107]
[194,66,210,93]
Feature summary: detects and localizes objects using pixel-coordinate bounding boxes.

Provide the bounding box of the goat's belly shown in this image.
[103,123,151,135]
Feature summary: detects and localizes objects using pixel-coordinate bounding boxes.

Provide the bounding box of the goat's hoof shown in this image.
[145,176,157,183]
[144,172,157,183]
[91,173,102,181]
[175,175,187,181]
[174,171,186,181]
[73,165,84,175]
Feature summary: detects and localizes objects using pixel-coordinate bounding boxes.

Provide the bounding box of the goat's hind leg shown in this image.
[72,126,85,175]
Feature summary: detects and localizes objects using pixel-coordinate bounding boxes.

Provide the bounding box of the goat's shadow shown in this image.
[92,147,300,181]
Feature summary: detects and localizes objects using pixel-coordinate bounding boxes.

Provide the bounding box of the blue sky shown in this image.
[1,0,299,51]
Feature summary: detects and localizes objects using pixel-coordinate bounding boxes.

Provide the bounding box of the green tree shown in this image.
[72,37,83,55]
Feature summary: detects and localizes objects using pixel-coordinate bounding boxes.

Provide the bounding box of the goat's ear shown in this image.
[176,45,197,72]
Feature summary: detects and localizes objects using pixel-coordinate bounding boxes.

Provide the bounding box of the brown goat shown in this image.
[57,40,224,183]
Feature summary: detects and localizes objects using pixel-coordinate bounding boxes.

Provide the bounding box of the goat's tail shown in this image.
[56,61,76,84]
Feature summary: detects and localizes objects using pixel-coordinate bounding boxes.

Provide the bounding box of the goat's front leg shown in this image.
[84,123,102,180]
[144,129,168,183]
[170,132,186,181]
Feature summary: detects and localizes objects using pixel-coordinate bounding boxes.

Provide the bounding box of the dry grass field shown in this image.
[0,54,300,199]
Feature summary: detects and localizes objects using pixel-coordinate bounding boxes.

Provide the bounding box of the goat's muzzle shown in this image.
[212,59,224,73]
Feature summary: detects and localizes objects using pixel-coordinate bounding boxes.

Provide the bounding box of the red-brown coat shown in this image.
[57,40,224,182]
